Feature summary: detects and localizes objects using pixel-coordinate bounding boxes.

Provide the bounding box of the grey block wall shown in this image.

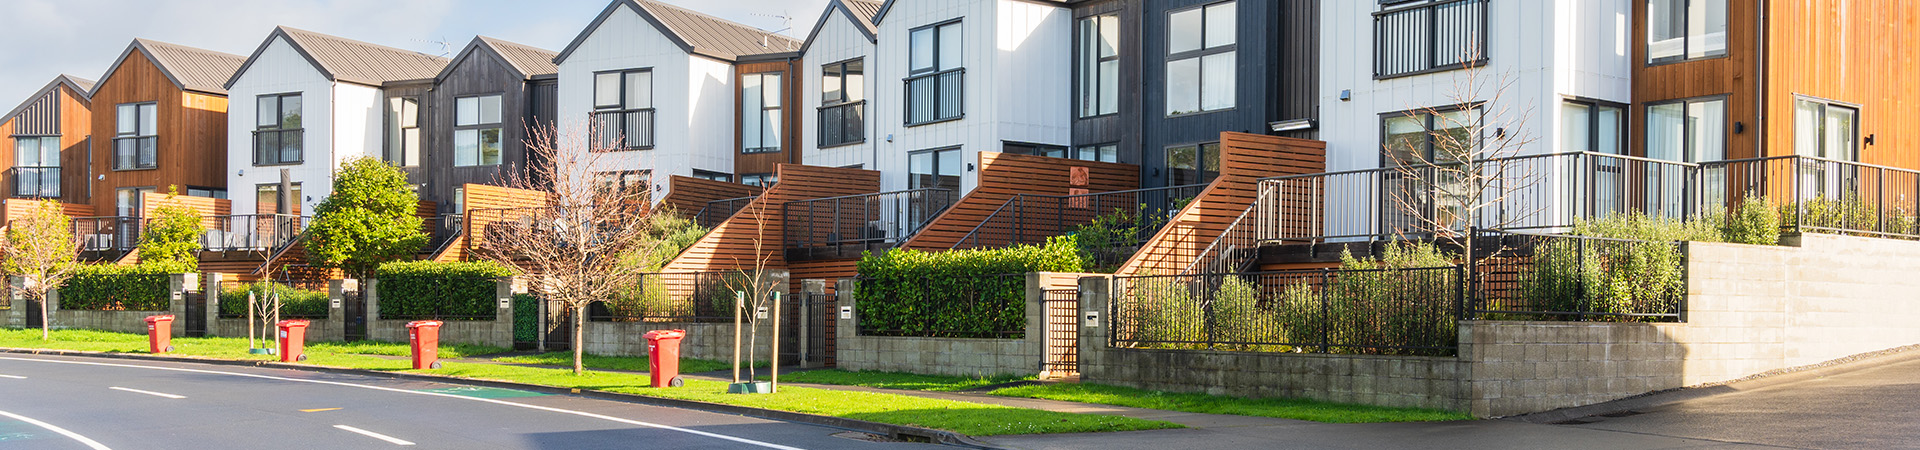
[205,277,346,343]
[42,274,189,335]
[580,321,770,363]
[833,274,1069,378]
[366,278,515,348]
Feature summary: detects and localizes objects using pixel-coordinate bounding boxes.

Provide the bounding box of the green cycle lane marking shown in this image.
[416,386,549,399]
[0,421,43,443]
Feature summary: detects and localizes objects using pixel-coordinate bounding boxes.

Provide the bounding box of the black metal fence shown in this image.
[905,69,964,125]
[376,275,501,321]
[1374,0,1488,78]
[427,213,464,251]
[694,196,757,229]
[589,271,748,323]
[1474,233,1688,322]
[8,166,60,198]
[201,215,308,252]
[855,273,1027,339]
[783,188,956,259]
[1699,155,1920,239]
[954,184,1206,270]
[71,216,142,253]
[1111,267,1463,356]
[216,279,330,319]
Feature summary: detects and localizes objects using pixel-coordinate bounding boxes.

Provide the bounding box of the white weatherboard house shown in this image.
[799,0,884,170]
[553,0,800,201]
[223,26,449,216]
[865,0,1072,195]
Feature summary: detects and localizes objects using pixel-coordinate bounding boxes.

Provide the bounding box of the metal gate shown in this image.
[342,288,368,341]
[182,289,207,337]
[780,292,836,368]
[1041,289,1080,378]
[542,299,573,351]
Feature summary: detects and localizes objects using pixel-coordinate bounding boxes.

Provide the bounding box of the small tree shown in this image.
[2,200,82,340]
[477,122,676,375]
[138,187,206,273]
[306,158,428,279]
[722,203,783,384]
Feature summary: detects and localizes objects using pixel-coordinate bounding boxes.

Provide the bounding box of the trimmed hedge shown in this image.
[854,235,1082,338]
[218,282,329,318]
[375,261,513,320]
[58,265,171,311]
[513,293,538,343]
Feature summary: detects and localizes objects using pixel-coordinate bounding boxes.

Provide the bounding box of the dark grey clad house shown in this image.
[1067,0,1319,188]
[392,37,558,216]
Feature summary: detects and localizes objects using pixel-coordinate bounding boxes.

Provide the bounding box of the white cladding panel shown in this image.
[687,55,735,178]
[802,8,878,169]
[326,81,386,210]
[225,35,334,216]
[556,4,715,199]
[991,0,1071,151]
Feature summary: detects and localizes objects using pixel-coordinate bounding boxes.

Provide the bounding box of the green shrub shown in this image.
[375,261,513,320]
[1071,208,1143,273]
[1719,195,1781,245]
[513,293,539,343]
[217,282,329,317]
[58,264,171,311]
[1321,244,1459,355]
[856,235,1083,338]
[1519,217,1690,322]
[137,195,204,273]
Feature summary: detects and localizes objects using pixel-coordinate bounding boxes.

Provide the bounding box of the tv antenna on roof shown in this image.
[751,11,795,51]
[414,37,458,57]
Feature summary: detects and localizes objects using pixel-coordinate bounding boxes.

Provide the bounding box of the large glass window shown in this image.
[1166,2,1236,117]
[1648,0,1728,64]
[1645,97,1725,163]
[113,102,158,170]
[454,95,503,166]
[1794,98,1858,161]
[692,170,732,183]
[906,21,964,125]
[739,173,777,187]
[256,183,303,215]
[254,94,303,165]
[820,59,866,147]
[1078,13,1119,118]
[12,136,61,198]
[909,148,962,192]
[1166,143,1221,186]
[1076,143,1119,163]
[116,187,155,217]
[593,69,653,150]
[592,170,650,202]
[742,73,783,154]
[1561,100,1626,154]
[386,97,420,166]
[1382,107,1479,166]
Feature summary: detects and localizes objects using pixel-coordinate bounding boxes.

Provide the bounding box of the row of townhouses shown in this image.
[0,0,1913,277]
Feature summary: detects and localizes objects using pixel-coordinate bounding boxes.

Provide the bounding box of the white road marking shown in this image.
[333,425,416,446]
[0,408,112,450]
[108,386,186,399]
[0,356,806,450]
[0,374,25,379]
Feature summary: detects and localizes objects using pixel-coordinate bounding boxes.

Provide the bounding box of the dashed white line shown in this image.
[0,408,112,450]
[0,374,25,379]
[333,425,416,446]
[0,356,805,450]
[109,386,186,399]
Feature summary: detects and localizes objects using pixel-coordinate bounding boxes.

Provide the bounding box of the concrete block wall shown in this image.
[1458,321,1686,416]
[366,278,515,348]
[580,321,771,363]
[832,273,1081,378]
[205,277,346,343]
[38,274,190,335]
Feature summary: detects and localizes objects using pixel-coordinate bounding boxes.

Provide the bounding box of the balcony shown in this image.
[1373,0,1488,79]
[693,195,757,229]
[200,214,309,252]
[592,109,655,150]
[69,216,142,260]
[904,69,964,125]
[784,188,957,261]
[427,213,464,252]
[8,166,60,198]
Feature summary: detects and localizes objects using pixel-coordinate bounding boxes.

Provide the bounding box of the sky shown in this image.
[0,0,831,110]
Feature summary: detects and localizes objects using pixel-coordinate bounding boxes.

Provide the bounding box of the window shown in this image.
[113,102,158,170]
[1078,13,1119,118]
[185,187,227,199]
[692,169,732,183]
[1003,142,1067,159]
[906,21,964,125]
[909,147,962,192]
[1561,100,1626,154]
[455,95,503,166]
[453,187,465,213]
[819,59,866,147]
[593,69,654,150]
[1645,97,1725,163]
[592,170,651,201]
[386,97,420,166]
[1166,2,1236,116]
[1382,107,1480,166]
[1794,98,1858,161]
[1076,144,1119,163]
[1373,0,1489,78]
[116,187,155,217]
[1648,0,1728,64]
[256,183,304,215]
[741,73,783,154]
[1166,143,1221,186]
[12,136,60,197]
[254,94,303,165]
[739,173,776,187]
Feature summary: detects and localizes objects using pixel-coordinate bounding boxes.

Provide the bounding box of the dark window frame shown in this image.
[1075,143,1120,163]
[1164,141,1222,186]
[1792,95,1861,162]
[1642,95,1729,163]
[592,68,656,151]
[905,19,965,126]
[592,169,652,201]
[11,135,62,198]
[1563,97,1630,155]
[113,102,159,171]
[255,182,304,215]
[454,93,506,167]
[1077,12,1120,119]
[1165,1,1238,117]
[908,146,963,191]
[115,185,158,217]
[1372,0,1490,79]
[741,72,784,154]
[385,95,422,166]
[819,57,867,148]
[692,169,732,183]
[739,172,777,187]
[253,93,304,166]
[1645,0,1731,66]
[1377,103,1485,168]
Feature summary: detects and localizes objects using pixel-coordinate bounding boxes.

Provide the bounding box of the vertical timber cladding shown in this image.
[658,175,764,217]
[1117,132,1326,276]
[733,58,804,177]
[1763,1,1920,169]
[442,183,552,263]
[901,152,1141,250]
[87,49,231,218]
[0,81,94,208]
[663,164,880,275]
[1629,0,1760,160]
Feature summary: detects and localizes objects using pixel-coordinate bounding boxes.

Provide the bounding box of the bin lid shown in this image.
[277,319,310,328]
[642,329,686,340]
[145,315,175,323]
[407,320,444,328]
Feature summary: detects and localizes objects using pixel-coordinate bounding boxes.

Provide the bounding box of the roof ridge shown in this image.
[276,26,450,62]
[636,0,802,46]
[133,38,248,61]
[476,35,558,57]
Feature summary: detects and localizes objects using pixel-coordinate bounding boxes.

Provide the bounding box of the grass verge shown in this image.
[990,383,1473,423]
[0,328,1180,436]
[490,351,744,374]
[768,369,1033,392]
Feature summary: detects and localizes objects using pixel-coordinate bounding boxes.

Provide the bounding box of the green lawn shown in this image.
[0,328,1180,436]
[990,383,1473,423]
[490,351,745,374]
[768,369,1033,392]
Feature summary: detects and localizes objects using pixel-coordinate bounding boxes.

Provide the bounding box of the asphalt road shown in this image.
[0,353,945,450]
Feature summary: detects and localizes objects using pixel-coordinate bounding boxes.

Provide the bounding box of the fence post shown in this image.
[495,277,513,349]
[168,274,188,338]
[365,279,381,341]
[835,278,858,367]
[1078,275,1110,380]
[800,279,826,368]
[1024,273,1047,371]
[1319,269,1331,354]
[6,276,22,327]
[1575,239,1588,322]
[328,279,345,341]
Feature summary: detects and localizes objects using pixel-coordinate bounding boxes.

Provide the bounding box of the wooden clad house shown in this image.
[0,75,95,222]
[419,36,560,214]
[87,39,245,217]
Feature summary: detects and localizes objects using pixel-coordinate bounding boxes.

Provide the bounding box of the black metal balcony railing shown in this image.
[783,188,957,259]
[1699,156,1920,239]
[200,215,309,252]
[954,184,1208,270]
[8,166,60,198]
[70,216,143,253]
[593,109,655,150]
[904,69,964,125]
[693,196,757,229]
[253,129,305,165]
[1374,0,1488,79]
[819,101,866,147]
[427,213,464,251]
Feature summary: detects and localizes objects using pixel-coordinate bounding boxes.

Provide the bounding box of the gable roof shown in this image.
[436,36,558,83]
[799,0,882,54]
[871,0,1069,26]
[2,74,95,126]
[553,0,803,65]
[95,39,246,96]
[225,26,450,89]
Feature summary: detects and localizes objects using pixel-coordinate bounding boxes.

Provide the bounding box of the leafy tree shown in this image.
[306,157,427,279]
[3,200,81,340]
[137,188,206,273]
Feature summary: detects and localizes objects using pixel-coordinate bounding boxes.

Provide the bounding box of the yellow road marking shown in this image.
[300,408,343,413]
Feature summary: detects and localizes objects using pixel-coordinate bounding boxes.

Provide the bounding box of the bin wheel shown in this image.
[297,354,307,362]
[165,345,175,352]
[430,361,443,369]
[668,376,684,387]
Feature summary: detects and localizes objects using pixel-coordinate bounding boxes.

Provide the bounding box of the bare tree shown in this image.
[2,200,82,340]
[476,122,677,375]
[1381,44,1542,284]
[720,202,783,384]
